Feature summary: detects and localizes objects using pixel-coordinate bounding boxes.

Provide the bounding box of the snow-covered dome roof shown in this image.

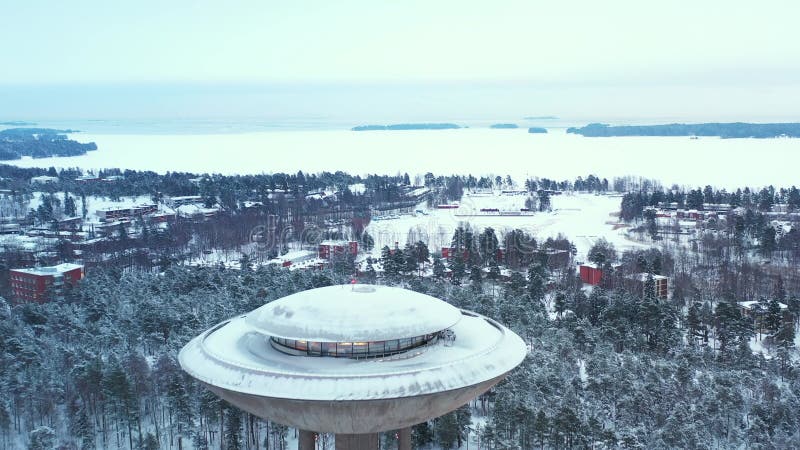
[180,305,527,402]
[245,284,462,342]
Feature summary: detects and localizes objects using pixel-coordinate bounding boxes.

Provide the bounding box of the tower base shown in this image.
[298,430,315,450]
[398,426,412,450]
[298,428,412,450]
[335,433,378,450]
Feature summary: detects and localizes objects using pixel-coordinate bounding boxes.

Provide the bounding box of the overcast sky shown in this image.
[2,0,799,120]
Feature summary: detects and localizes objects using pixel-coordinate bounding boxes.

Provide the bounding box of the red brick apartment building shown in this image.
[318,240,358,259]
[9,263,84,303]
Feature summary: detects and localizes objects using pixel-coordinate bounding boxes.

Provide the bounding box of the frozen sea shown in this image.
[5,121,800,189]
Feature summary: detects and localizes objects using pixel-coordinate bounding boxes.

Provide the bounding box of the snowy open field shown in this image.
[27,193,156,220]
[8,128,800,189]
[365,192,647,261]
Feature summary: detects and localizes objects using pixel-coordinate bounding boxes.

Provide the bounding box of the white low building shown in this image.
[30,175,59,184]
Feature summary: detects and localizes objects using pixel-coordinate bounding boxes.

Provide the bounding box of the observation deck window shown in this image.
[269,332,441,359]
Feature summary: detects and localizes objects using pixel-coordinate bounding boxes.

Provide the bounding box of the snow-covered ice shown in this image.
[7,128,800,189]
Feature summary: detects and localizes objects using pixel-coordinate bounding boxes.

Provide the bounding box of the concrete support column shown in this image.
[298,430,315,450]
[335,433,378,450]
[398,427,412,450]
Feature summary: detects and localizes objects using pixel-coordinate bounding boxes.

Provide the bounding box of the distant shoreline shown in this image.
[352,123,461,131]
[0,121,37,126]
[567,122,800,138]
[0,128,97,160]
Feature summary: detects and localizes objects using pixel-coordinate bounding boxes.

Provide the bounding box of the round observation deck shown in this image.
[244,284,462,342]
[179,284,527,434]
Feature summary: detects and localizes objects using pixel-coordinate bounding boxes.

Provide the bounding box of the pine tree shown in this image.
[64,193,77,217]
[487,262,501,296]
[760,225,776,255]
[553,406,581,448]
[432,255,446,280]
[773,276,786,301]
[28,426,56,450]
[463,227,479,266]
[103,358,139,450]
[450,255,466,285]
[765,298,783,335]
[686,303,704,345]
[479,227,499,265]
[587,238,617,267]
[787,296,800,326]
[70,399,95,450]
[643,273,657,301]
[537,190,551,211]
[361,231,374,252]
[533,410,549,450]
[527,267,546,304]
[139,432,160,450]
[451,226,467,252]
[434,411,460,449]
[239,253,253,271]
[644,208,658,239]
[507,272,526,297]
[0,400,12,448]
[364,257,377,281]
[402,243,417,276]
[37,195,54,224]
[554,291,567,318]
[686,189,704,209]
[224,407,243,450]
[167,374,194,449]
[454,405,472,448]
[774,320,795,373]
[381,246,397,277]
[715,301,749,353]
[787,186,800,211]
[413,241,430,277]
[469,265,483,292]
[81,192,88,218]
[411,422,434,448]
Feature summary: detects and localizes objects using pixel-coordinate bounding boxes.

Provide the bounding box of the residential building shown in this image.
[30,175,59,184]
[579,263,604,286]
[627,273,669,299]
[10,263,84,303]
[318,240,358,259]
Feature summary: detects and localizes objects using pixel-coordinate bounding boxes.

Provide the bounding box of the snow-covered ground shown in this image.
[7,128,800,189]
[28,193,156,219]
[365,192,648,261]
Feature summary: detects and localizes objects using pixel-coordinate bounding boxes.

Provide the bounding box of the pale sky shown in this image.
[1,0,799,120]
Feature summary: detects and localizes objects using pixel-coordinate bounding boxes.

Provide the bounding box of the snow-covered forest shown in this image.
[0,163,799,448]
[1,236,799,449]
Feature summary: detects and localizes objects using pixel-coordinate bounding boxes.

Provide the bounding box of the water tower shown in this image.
[179,284,526,450]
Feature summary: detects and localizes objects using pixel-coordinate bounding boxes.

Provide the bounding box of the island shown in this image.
[352,123,461,131]
[490,123,519,129]
[566,122,800,138]
[0,121,37,126]
[523,116,558,120]
[0,128,97,160]
[527,127,548,134]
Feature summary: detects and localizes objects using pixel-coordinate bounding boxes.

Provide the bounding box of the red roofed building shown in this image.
[579,263,604,286]
[9,263,84,303]
[318,240,358,260]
